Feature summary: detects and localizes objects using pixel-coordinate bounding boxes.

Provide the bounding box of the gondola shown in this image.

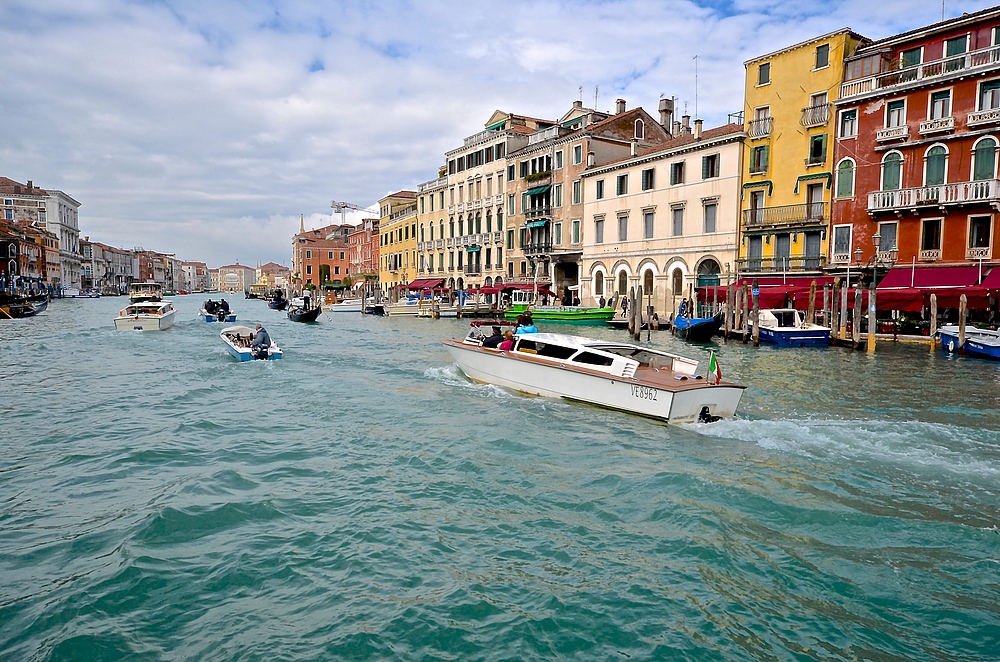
[287,297,322,323]
[268,297,288,310]
[672,311,724,342]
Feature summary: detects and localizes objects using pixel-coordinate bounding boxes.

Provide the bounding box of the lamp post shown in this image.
[871,231,881,286]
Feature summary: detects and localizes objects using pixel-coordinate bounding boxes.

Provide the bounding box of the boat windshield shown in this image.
[772,310,800,327]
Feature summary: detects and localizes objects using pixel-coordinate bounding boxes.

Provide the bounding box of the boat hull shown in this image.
[220,326,282,361]
[503,304,615,323]
[114,310,177,331]
[288,307,322,323]
[444,341,743,424]
[938,327,1000,360]
[673,312,723,342]
[268,300,288,310]
[200,312,237,322]
[757,326,830,346]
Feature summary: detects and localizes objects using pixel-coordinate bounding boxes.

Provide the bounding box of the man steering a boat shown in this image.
[251,323,271,360]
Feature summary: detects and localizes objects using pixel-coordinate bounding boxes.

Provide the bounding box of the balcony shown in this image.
[919,116,955,135]
[435,239,444,249]
[876,125,909,142]
[967,245,993,259]
[841,44,1000,99]
[464,264,482,275]
[747,117,773,138]
[522,242,553,255]
[868,180,1000,213]
[493,231,504,243]
[968,108,1000,126]
[800,103,831,127]
[737,255,828,273]
[804,153,827,167]
[743,203,827,228]
[919,249,942,261]
[524,206,551,219]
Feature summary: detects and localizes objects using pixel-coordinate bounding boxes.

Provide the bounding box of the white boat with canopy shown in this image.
[114,300,177,331]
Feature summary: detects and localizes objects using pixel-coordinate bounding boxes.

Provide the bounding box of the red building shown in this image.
[833,7,1000,310]
[291,223,353,288]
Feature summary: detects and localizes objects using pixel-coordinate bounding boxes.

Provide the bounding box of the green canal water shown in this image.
[2,295,999,660]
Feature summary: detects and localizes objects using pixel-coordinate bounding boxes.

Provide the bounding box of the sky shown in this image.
[1,0,993,267]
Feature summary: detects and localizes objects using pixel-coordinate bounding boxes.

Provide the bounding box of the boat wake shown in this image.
[424,364,513,400]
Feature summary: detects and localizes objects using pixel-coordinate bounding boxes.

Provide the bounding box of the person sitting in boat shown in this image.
[204,299,217,314]
[220,299,230,314]
[515,314,538,335]
[498,330,515,351]
[251,323,271,360]
[482,325,505,348]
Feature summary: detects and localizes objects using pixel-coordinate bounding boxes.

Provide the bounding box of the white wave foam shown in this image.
[424,364,513,400]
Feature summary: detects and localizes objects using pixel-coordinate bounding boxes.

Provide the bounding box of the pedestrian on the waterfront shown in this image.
[573,295,580,306]
[482,325,505,348]
[251,323,271,360]
[599,295,606,308]
[678,298,688,318]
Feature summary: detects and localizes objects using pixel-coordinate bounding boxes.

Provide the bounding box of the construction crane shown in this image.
[330,200,376,225]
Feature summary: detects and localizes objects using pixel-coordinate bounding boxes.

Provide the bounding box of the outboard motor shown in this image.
[698,406,722,424]
[217,310,226,322]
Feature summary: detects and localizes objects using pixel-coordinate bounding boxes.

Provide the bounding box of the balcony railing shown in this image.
[747,117,773,138]
[968,108,1000,126]
[868,179,1000,212]
[522,242,553,255]
[446,238,456,249]
[805,153,827,167]
[435,239,444,249]
[919,249,942,261]
[800,103,831,127]
[967,245,993,259]
[464,264,482,275]
[525,206,551,219]
[919,116,955,134]
[876,125,909,142]
[841,44,1000,98]
[737,256,828,273]
[743,202,827,227]
[493,231,504,243]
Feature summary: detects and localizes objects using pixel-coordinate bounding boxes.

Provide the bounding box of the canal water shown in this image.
[2,295,998,661]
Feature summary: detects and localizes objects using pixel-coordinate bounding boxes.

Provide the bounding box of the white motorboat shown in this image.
[219,325,283,361]
[114,300,177,331]
[128,282,163,303]
[938,325,1000,360]
[752,308,831,347]
[323,298,363,313]
[443,329,745,424]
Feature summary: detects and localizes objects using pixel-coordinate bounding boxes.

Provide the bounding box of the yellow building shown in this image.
[377,190,418,294]
[739,29,868,277]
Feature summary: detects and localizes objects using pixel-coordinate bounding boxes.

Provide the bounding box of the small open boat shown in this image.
[444,327,744,424]
[220,325,282,361]
[752,308,830,347]
[938,325,1000,360]
[672,311,724,342]
[199,300,236,322]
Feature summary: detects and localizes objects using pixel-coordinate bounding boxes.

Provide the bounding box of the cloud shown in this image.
[0,0,992,266]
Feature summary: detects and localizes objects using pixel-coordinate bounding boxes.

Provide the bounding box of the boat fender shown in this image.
[948,339,955,352]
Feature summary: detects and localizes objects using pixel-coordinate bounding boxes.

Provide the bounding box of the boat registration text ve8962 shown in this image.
[630,384,658,401]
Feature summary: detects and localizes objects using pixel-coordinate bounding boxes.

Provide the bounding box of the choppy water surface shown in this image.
[2,296,999,661]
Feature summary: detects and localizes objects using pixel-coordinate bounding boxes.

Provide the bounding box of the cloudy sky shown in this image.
[1,0,992,267]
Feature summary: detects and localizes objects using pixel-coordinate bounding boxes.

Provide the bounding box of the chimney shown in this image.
[26,180,33,191]
[573,100,583,109]
[587,151,595,167]
[673,120,682,136]
[658,98,674,134]
[694,119,703,140]
[631,139,638,156]
[615,98,626,114]
[682,114,691,135]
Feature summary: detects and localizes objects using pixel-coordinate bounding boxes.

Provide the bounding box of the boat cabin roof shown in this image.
[506,332,699,376]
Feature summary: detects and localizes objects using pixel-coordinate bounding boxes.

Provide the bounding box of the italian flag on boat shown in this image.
[708,351,722,383]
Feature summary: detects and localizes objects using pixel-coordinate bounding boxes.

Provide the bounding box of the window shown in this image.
[808,135,826,165]
[672,269,683,295]
[887,100,905,127]
[618,215,628,241]
[596,179,605,199]
[980,80,1000,110]
[670,162,685,185]
[836,158,855,198]
[758,62,770,85]
[635,119,645,139]
[643,211,654,238]
[643,270,654,294]
[671,207,684,236]
[334,266,340,275]
[328,251,334,259]
[815,43,830,69]
[594,217,605,244]
[554,222,562,246]
[641,168,655,190]
[507,194,515,216]
[702,154,720,179]
[553,183,563,207]
[974,137,998,181]
[930,90,951,119]
[507,164,515,180]
[882,152,902,190]
[572,219,580,244]
[305,250,312,259]
[945,36,968,72]
[750,146,768,174]
[833,225,852,257]
[572,180,582,204]
[618,271,628,298]
[704,203,717,234]
[616,174,628,195]
[555,151,563,169]
[573,144,583,164]
[878,221,897,251]
[921,218,942,252]
[306,265,312,275]
[506,229,514,249]
[839,109,858,138]
[970,216,992,249]
[901,47,922,69]
[594,271,604,296]
[924,145,947,186]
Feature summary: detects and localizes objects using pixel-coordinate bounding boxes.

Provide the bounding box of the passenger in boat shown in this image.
[498,330,515,351]
[482,325,505,348]
[220,299,230,314]
[515,314,537,335]
[251,323,272,359]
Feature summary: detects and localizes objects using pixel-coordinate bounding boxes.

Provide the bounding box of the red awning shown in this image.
[406,278,444,290]
[876,265,990,311]
[978,267,1000,290]
[877,265,981,290]
[698,277,835,309]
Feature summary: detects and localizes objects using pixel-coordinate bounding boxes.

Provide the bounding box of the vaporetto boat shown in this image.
[443,329,745,424]
[114,301,177,331]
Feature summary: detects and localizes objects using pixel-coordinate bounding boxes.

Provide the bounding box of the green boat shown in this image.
[503,303,616,323]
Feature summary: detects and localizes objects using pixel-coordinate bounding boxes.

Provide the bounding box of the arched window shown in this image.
[924,145,947,186]
[594,271,604,296]
[449,219,455,238]
[420,224,425,242]
[973,137,998,181]
[634,119,645,140]
[881,152,902,191]
[485,210,492,233]
[439,221,444,240]
[476,213,482,234]
[671,269,683,295]
[643,270,654,293]
[497,209,504,231]
[618,271,628,297]
[836,158,855,198]
[458,216,464,236]
[697,259,721,287]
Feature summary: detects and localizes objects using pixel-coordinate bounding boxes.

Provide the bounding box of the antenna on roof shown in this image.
[693,55,699,119]
[579,86,583,101]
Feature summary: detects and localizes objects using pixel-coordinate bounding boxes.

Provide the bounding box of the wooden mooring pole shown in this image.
[867,282,876,354]
[959,294,968,355]
[751,278,760,347]
[929,294,938,351]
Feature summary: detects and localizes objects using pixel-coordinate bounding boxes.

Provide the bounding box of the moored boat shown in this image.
[937,325,1000,360]
[323,297,362,313]
[220,325,282,361]
[128,282,163,303]
[443,328,744,424]
[672,311,724,342]
[752,308,830,347]
[114,300,177,331]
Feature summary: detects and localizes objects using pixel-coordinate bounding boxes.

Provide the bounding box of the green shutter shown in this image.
[702,156,709,179]
[882,154,902,190]
[974,139,997,181]
[837,161,854,198]
[925,147,946,186]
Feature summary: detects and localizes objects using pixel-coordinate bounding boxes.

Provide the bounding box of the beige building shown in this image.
[581,121,745,316]
[213,263,256,293]
[377,190,417,293]
[413,175,448,284]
